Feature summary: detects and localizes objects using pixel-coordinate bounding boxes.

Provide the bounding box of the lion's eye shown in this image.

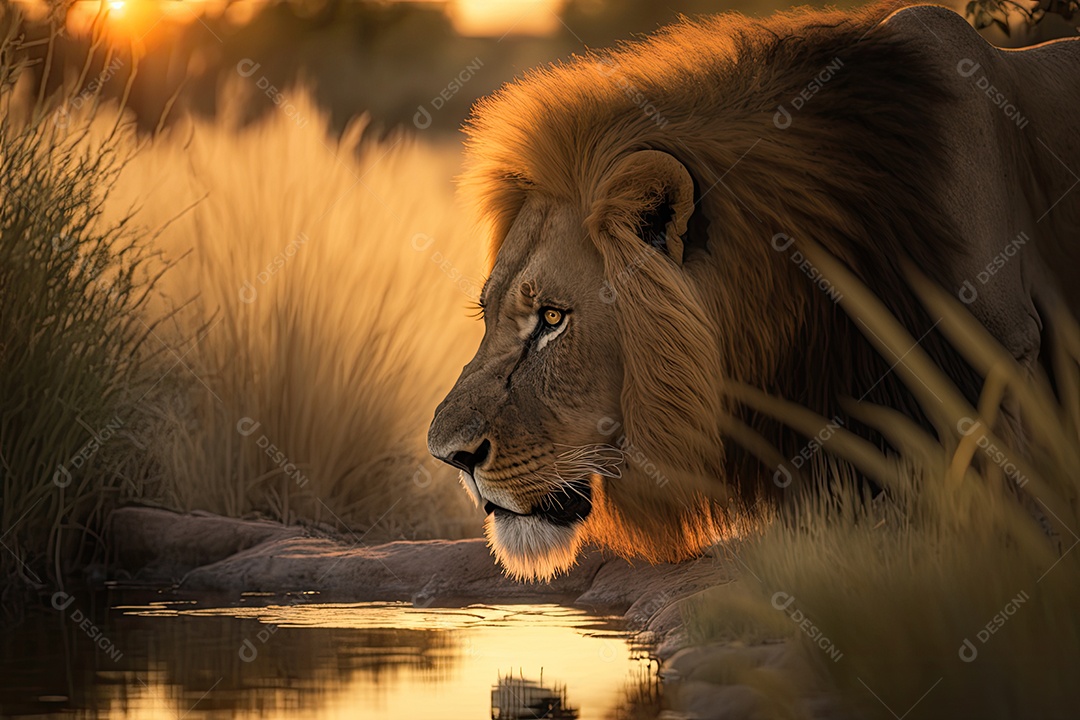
[541,308,564,328]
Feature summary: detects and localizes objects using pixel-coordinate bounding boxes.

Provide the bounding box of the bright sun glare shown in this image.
[450,0,565,37]
[64,0,188,40]
[58,0,565,40]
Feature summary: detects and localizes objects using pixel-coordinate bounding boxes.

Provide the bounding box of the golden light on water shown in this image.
[110,602,648,720]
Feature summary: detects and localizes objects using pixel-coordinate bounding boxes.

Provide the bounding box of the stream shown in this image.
[0,589,662,719]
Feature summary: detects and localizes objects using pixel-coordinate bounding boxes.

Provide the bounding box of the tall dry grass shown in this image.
[105,89,485,540]
[0,25,167,601]
[688,245,1080,718]
[2,25,486,598]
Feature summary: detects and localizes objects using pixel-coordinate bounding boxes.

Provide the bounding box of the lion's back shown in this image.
[885,5,1080,352]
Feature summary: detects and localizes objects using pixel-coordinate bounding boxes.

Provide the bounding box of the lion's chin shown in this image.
[484,512,585,582]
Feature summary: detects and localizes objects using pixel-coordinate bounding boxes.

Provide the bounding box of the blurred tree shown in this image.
[966,0,1078,37]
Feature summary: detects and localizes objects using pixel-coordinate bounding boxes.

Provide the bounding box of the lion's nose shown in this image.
[439,439,491,475]
[428,388,492,473]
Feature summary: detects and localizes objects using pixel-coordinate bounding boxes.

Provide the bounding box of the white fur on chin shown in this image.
[485,512,585,581]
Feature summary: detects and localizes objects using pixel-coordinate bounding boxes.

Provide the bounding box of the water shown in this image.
[0,590,661,719]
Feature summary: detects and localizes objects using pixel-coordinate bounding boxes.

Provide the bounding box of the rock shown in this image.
[179,535,607,602]
[661,640,856,720]
[576,552,735,640]
[109,506,306,581]
[107,507,730,625]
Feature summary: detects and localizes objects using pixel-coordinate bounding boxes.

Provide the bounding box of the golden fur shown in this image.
[430,1,1080,577]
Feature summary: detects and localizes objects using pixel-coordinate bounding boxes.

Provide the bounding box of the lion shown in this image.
[427,2,1080,580]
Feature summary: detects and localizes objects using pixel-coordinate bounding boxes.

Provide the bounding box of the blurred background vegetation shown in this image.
[13,0,874,138]
[8,0,1073,141]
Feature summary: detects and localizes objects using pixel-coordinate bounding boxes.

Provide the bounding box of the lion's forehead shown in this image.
[487,198,600,310]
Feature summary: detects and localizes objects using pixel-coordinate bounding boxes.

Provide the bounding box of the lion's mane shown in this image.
[458,1,984,559]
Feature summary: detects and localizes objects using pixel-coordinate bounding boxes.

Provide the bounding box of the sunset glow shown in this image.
[7,0,1079,718]
[65,0,206,38]
[58,0,567,41]
[449,0,565,37]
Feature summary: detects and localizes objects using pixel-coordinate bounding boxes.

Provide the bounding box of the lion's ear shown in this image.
[604,150,696,265]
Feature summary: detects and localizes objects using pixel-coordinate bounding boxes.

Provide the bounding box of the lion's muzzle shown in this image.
[428,383,594,526]
[483,479,592,526]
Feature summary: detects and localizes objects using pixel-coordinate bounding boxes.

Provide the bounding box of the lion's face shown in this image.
[430,150,730,580]
[427,194,626,580]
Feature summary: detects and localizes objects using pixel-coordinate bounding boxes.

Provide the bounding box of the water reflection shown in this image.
[492,671,577,719]
[0,592,661,719]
